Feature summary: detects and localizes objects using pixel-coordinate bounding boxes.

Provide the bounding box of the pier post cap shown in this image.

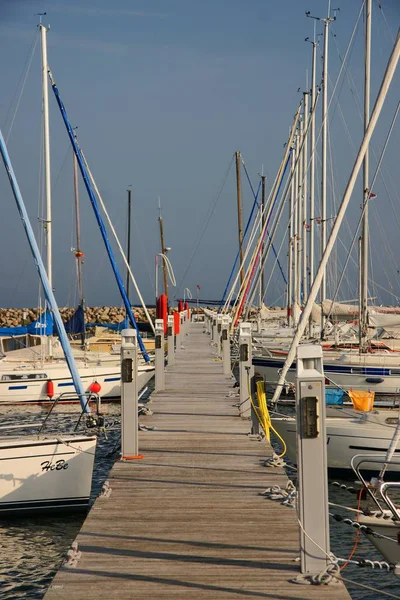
[296,344,324,379]
[121,328,137,347]
[297,344,323,359]
[239,322,252,337]
[155,319,164,333]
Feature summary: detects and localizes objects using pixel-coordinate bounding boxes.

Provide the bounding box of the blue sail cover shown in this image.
[86,316,129,332]
[0,309,53,337]
[63,304,85,335]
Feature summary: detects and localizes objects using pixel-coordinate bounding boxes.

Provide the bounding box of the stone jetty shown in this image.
[0,307,156,328]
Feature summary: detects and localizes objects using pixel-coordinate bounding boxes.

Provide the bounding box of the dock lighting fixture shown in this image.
[121,329,137,348]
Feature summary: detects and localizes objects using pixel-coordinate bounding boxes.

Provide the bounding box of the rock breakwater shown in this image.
[0,307,156,328]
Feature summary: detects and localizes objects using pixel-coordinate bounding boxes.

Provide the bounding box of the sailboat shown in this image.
[0,125,98,515]
[268,15,400,475]
[0,23,154,405]
[271,410,400,475]
[250,3,400,399]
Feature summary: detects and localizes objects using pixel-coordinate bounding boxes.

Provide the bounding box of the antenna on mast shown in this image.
[35,12,46,22]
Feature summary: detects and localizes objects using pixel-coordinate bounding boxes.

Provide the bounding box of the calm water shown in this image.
[0,401,398,600]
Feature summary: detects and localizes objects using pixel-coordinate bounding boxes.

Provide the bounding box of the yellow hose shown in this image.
[255,380,287,458]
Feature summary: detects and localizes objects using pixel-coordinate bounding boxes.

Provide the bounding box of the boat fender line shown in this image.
[263,453,287,469]
[330,514,377,536]
[99,480,112,498]
[55,437,96,456]
[345,558,394,571]
[64,541,82,569]
[330,481,365,497]
[291,562,341,586]
[260,481,297,508]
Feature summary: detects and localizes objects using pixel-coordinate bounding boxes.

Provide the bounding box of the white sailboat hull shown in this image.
[253,354,400,395]
[0,362,155,404]
[271,414,400,473]
[0,434,97,514]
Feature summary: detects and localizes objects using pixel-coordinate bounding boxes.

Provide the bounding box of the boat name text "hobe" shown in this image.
[41,460,69,472]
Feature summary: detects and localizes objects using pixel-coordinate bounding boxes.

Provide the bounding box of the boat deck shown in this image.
[44,322,351,600]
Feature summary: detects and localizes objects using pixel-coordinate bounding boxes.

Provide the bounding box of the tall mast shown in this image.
[0,128,90,413]
[126,186,132,302]
[158,200,168,301]
[72,130,85,348]
[39,23,52,290]
[50,71,151,360]
[302,90,309,305]
[288,142,296,327]
[297,119,303,307]
[287,149,295,327]
[73,131,83,305]
[293,132,299,318]
[235,151,244,285]
[270,27,400,406]
[360,0,372,351]
[260,173,266,305]
[321,5,335,335]
[307,29,318,335]
[321,13,328,331]
[307,2,336,336]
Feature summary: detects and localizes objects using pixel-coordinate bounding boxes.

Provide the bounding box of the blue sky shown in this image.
[0,0,399,309]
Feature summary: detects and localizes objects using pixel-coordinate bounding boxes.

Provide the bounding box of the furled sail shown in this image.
[0,309,53,336]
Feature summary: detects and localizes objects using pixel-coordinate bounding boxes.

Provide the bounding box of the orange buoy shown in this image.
[89,381,101,394]
[178,300,184,313]
[46,379,54,399]
[185,301,190,318]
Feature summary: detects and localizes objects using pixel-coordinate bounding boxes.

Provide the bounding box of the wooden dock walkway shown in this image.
[44,322,351,600]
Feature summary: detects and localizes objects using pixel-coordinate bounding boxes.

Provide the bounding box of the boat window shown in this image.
[1,373,48,381]
[351,367,363,374]
[390,369,400,375]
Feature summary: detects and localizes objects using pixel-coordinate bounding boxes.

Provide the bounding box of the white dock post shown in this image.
[180,311,184,337]
[238,322,253,418]
[216,314,223,357]
[120,329,139,459]
[183,310,187,336]
[180,312,185,348]
[296,345,330,574]
[221,315,231,376]
[155,318,165,392]
[212,315,218,345]
[167,314,175,366]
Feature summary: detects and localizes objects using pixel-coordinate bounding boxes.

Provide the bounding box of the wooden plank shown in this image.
[44,322,351,600]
